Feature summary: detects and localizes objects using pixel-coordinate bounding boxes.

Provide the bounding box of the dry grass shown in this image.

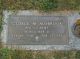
[0,48,80,59]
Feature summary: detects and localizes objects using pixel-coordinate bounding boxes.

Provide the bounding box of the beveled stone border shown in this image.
[2,10,80,50]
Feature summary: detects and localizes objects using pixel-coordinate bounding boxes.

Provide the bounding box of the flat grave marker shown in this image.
[7,15,69,45]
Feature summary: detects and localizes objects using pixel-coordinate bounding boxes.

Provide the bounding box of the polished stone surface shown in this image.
[7,15,68,45]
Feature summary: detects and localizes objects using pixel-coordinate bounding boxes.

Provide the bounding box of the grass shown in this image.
[0,47,79,59]
[1,0,80,11]
[0,0,80,59]
[0,48,80,59]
